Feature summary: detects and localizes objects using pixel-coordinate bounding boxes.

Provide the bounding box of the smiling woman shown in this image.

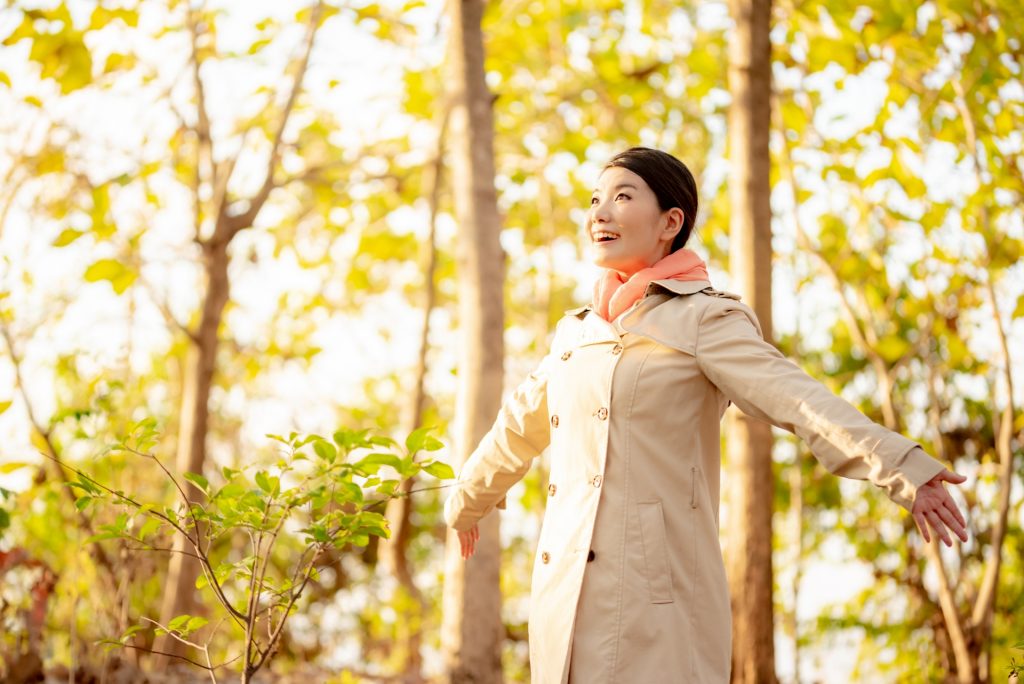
[443,146,968,684]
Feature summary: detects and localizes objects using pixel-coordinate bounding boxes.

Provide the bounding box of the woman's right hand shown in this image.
[458,524,479,560]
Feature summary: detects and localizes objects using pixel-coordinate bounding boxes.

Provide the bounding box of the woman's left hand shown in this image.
[912,469,969,547]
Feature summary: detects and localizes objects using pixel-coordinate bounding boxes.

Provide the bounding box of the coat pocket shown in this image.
[637,500,674,604]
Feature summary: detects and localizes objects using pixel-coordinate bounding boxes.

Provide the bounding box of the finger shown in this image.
[933,504,967,543]
[942,495,967,532]
[938,469,967,484]
[913,512,930,543]
[925,510,952,547]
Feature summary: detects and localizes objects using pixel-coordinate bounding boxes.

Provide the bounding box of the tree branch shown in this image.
[219,0,326,241]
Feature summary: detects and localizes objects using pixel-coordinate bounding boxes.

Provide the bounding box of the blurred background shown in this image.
[0,0,1021,682]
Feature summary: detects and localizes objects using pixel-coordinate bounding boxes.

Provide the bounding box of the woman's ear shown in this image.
[662,207,685,241]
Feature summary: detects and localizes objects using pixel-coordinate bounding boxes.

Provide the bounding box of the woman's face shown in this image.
[587,166,683,277]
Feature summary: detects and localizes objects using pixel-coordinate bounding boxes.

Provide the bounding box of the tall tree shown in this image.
[724,0,777,682]
[771,0,1023,678]
[439,0,506,681]
[154,1,327,661]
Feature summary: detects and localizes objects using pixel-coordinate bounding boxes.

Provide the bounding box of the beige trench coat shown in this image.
[444,279,944,683]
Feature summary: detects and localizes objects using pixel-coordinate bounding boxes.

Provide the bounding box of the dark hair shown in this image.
[602,146,699,252]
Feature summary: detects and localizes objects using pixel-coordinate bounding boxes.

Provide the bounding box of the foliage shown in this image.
[61,420,450,682]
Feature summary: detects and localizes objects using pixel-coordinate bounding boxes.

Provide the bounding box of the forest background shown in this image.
[0,0,1022,682]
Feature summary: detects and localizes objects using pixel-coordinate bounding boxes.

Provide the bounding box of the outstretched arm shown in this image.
[443,346,557,535]
[695,297,968,542]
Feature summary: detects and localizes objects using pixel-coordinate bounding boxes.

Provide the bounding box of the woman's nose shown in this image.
[591,199,611,222]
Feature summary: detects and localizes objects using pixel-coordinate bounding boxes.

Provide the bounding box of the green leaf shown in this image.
[183,472,209,493]
[266,433,290,445]
[369,435,397,448]
[67,478,99,495]
[404,426,434,453]
[185,616,208,632]
[313,440,337,463]
[137,517,162,540]
[356,452,402,473]
[213,483,245,500]
[423,461,455,480]
[118,625,146,642]
[166,614,191,632]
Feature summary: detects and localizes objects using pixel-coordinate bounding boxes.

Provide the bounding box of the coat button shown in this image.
[550,415,559,428]
[561,350,572,361]
[611,344,623,355]
[596,407,608,420]
[587,550,596,562]
[591,474,602,488]
[541,552,550,564]
[548,484,557,496]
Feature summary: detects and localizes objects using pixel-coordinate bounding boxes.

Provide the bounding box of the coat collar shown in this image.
[563,278,714,319]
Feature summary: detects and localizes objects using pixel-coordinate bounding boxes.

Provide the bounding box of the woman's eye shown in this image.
[616,193,630,200]
[590,197,599,205]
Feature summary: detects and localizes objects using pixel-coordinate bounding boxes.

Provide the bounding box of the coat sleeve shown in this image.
[443,346,556,532]
[694,297,944,512]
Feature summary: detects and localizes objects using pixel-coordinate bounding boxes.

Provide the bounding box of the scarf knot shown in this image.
[592,248,709,321]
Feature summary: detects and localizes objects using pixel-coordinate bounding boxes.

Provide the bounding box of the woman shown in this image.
[443,147,968,683]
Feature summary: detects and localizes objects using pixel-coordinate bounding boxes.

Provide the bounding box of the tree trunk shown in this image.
[439,0,506,682]
[725,0,776,682]
[155,241,230,660]
[151,3,322,665]
[379,106,449,684]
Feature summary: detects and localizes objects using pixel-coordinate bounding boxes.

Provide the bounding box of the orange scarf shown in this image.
[593,248,709,321]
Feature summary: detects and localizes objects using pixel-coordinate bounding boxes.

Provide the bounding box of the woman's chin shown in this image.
[592,253,631,273]
[591,250,621,271]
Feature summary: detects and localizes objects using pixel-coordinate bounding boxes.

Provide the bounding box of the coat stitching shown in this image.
[608,341,657,683]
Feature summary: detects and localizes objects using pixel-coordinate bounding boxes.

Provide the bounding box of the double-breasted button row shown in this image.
[596,407,608,420]
[611,344,623,355]
[590,474,603,488]
[541,551,550,564]
[550,414,559,427]
[561,350,572,361]
[548,484,557,496]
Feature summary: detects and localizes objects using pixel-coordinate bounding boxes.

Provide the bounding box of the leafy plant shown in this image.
[56,419,453,683]
[1010,641,1024,682]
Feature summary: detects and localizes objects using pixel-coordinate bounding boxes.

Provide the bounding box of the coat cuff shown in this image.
[883,446,946,512]
[443,484,505,532]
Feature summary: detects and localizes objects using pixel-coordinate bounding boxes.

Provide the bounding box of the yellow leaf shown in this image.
[53,229,84,247]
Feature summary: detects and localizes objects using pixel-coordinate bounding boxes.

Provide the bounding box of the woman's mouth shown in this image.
[593,231,620,244]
